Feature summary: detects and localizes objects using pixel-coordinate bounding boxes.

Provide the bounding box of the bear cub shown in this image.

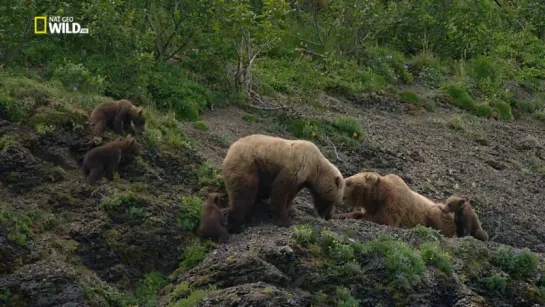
[443,195,488,241]
[197,193,230,243]
[90,99,145,136]
[82,135,139,185]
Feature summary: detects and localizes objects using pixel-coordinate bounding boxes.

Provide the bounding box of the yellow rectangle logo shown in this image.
[34,16,47,34]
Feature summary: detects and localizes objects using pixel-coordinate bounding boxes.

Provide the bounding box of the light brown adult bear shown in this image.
[443,195,489,241]
[89,99,145,136]
[342,172,455,236]
[197,193,230,243]
[222,134,344,233]
[82,135,139,185]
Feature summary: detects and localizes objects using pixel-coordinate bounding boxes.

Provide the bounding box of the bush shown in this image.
[441,84,476,111]
[483,273,508,293]
[490,99,513,120]
[179,240,212,270]
[419,242,453,275]
[178,195,202,231]
[401,90,420,105]
[491,247,538,279]
[476,103,493,117]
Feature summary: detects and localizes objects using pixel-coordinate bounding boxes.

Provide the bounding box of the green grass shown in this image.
[178,195,202,232]
[491,247,538,279]
[179,240,213,270]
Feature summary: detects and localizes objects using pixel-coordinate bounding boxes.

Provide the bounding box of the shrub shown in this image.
[401,90,420,105]
[335,286,360,307]
[490,100,513,120]
[476,103,493,117]
[491,247,538,279]
[178,195,202,231]
[179,240,212,270]
[193,121,208,131]
[331,116,364,138]
[134,271,168,307]
[442,84,476,111]
[483,273,508,293]
[419,242,453,275]
[195,163,224,190]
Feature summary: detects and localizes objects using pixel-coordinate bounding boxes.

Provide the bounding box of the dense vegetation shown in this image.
[1,0,545,122]
[2,0,545,306]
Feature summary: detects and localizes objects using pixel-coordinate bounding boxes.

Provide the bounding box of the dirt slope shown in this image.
[2,89,545,306]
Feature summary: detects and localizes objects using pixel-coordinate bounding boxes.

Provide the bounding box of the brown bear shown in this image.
[82,135,139,185]
[342,172,455,236]
[89,99,145,136]
[197,193,230,243]
[424,203,456,237]
[443,195,489,241]
[222,134,344,233]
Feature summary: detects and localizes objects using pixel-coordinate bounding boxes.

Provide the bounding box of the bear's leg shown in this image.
[113,117,125,135]
[124,120,136,136]
[92,120,106,136]
[104,163,117,181]
[88,166,104,185]
[269,172,297,227]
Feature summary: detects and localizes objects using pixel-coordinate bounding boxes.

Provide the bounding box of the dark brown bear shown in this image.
[82,135,139,185]
[197,193,230,243]
[443,195,489,241]
[89,99,145,136]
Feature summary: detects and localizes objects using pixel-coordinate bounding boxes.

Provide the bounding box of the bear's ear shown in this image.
[138,108,144,116]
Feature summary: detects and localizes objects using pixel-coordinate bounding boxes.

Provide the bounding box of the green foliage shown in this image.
[335,286,360,307]
[0,209,36,247]
[134,272,169,307]
[442,84,476,111]
[410,225,442,242]
[178,195,202,231]
[195,163,224,190]
[400,91,420,105]
[0,287,9,303]
[483,273,508,293]
[491,247,539,279]
[242,114,258,122]
[490,99,513,120]
[359,235,426,289]
[179,240,212,271]
[419,242,453,275]
[52,61,106,94]
[331,116,364,139]
[293,224,318,246]
[476,104,494,117]
[192,121,209,131]
[171,283,217,307]
[0,136,19,151]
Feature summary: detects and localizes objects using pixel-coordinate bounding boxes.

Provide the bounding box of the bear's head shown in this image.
[120,135,140,155]
[132,107,146,130]
[343,172,381,206]
[443,195,467,214]
[310,165,344,220]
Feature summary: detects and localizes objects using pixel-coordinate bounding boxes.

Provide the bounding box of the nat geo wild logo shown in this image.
[34,16,89,34]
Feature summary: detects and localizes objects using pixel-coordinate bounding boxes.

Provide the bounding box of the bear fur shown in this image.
[342,172,455,236]
[89,99,145,136]
[222,134,345,233]
[197,193,230,243]
[443,195,489,241]
[82,135,139,185]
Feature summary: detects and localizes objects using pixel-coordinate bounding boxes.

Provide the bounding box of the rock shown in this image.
[200,282,311,307]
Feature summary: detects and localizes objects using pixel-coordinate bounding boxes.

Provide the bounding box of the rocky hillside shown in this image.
[1,74,545,307]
